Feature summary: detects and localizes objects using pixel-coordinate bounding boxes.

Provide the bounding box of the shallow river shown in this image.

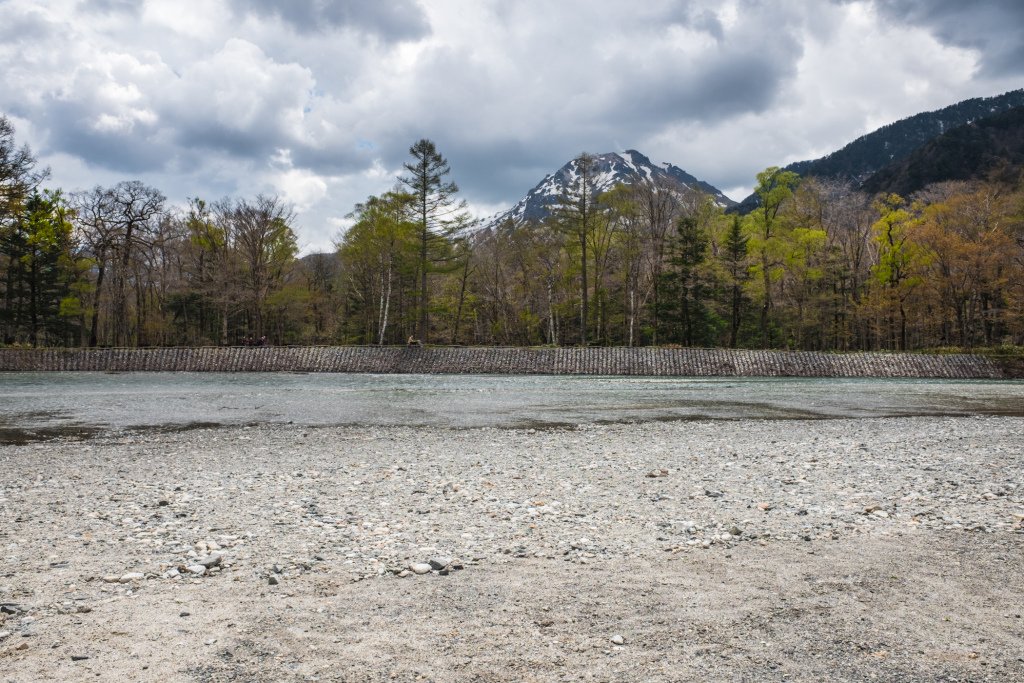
[1,372,1023,441]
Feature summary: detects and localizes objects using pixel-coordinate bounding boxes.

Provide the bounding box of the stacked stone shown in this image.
[0,346,1012,378]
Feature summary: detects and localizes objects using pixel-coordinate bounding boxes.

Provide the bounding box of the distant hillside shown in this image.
[489,150,734,228]
[734,89,1024,212]
[860,106,1024,197]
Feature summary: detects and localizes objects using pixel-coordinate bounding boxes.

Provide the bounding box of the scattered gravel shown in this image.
[0,415,1021,681]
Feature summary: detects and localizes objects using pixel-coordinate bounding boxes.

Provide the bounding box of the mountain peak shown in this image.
[489,150,735,227]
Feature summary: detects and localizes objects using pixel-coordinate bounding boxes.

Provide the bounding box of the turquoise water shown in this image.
[1,373,1022,439]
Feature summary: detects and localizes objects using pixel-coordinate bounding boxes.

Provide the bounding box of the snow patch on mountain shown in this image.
[487,150,735,228]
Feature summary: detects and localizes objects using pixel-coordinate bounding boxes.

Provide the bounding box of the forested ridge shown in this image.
[2,117,1023,352]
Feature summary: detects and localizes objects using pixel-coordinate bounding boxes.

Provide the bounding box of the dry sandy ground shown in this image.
[1,416,1022,682]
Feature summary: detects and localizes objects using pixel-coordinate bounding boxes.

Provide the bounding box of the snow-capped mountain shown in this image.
[488,150,735,227]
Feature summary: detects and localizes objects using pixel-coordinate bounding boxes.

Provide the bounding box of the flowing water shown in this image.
[1,372,1023,443]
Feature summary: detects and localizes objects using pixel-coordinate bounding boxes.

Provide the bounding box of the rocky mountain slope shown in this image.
[860,105,1024,197]
[734,89,1024,212]
[489,149,735,227]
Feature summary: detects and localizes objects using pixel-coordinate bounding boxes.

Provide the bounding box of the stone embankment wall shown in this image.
[0,346,1015,378]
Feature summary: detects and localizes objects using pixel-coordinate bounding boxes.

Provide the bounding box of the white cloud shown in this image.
[1,0,1021,253]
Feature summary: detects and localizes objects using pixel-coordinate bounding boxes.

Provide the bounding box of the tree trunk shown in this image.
[452,255,470,345]
[580,230,588,345]
[760,249,772,347]
[730,282,741,348]
[378,260,392,345]
[89,262,106,347]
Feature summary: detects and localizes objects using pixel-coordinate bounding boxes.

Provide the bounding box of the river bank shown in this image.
[1,346,1018,378]
[1,416,1022,681]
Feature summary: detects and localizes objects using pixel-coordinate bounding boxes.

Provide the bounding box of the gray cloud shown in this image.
[0,7,54,43]
[858,0,1024,76]
[41,98,171,174]
[232,0,429,40]
[1,0,1021,252]
[79,0,144,16]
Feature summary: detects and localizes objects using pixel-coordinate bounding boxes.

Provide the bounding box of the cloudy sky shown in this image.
[2,0,1022,252]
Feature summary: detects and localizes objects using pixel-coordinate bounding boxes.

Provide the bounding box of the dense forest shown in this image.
[2,116,1023,351]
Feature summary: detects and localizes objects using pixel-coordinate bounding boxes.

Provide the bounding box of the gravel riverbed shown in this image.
[1,415,1022,681]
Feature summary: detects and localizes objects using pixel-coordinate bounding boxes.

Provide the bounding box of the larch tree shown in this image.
[400,139,470,343]
[339,190,418,345]
[749,166,800,346]
[553,152,601,345]
[871,194,924,350]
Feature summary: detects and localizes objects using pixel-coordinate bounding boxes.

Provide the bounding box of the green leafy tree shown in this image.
[870,194,925,350]
[749,167,800,346]
[338,190,419,344]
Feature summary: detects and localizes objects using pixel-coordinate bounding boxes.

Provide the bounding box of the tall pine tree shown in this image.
[400,139,470,343]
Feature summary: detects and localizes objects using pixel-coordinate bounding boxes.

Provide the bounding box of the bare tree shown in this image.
[229,195,297,339]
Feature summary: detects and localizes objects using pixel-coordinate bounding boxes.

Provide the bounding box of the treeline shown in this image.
[2,117,1023,350]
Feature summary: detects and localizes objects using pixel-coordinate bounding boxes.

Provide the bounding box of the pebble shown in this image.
[428,557,452,570]
[1,416,1020,618]
[611,634,625,645]
[197,553,223,568]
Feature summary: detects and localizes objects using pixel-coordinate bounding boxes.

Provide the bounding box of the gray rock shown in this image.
[186,564,207,576]
[410,563,432,575]
[119,572,145,583]
[428,557,452,570]
[268,575,280,585]
[198,552,223,568]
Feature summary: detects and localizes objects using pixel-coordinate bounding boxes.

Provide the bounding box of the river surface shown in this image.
[1,372,1023,441]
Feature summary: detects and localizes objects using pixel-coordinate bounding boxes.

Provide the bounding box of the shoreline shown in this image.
[1,346,1019,378]
[1,415,1022,681]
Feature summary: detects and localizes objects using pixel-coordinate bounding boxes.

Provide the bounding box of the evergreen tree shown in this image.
[658,215,714,346]
[400,139,469,343]
[722,215,749,348]
[0,190,79,345]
